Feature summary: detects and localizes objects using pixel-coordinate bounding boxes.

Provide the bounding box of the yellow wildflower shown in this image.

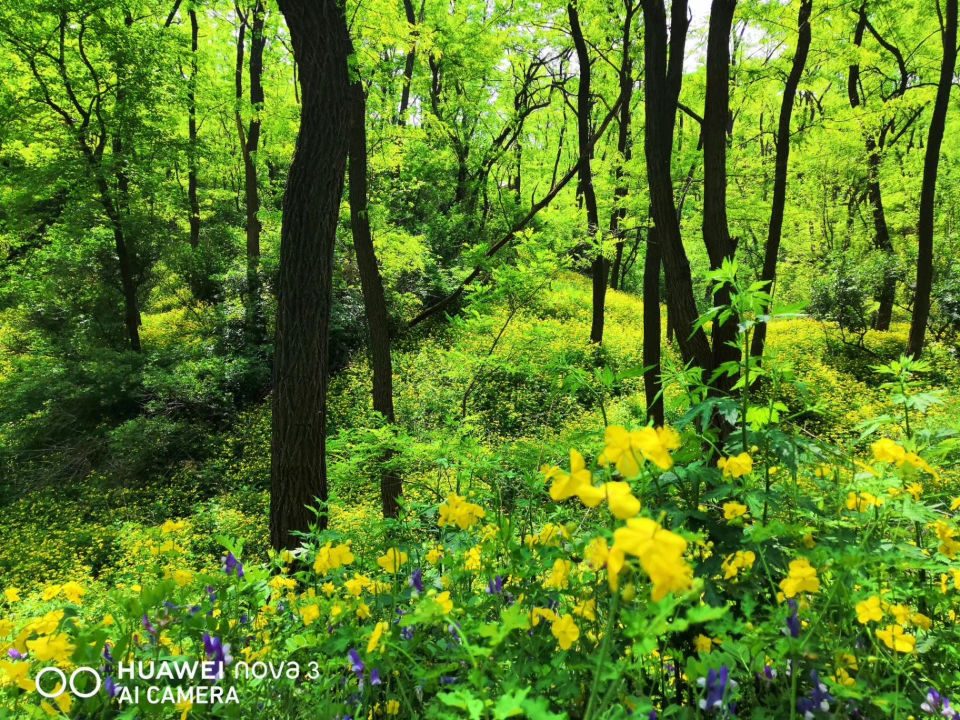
[367,621,389,654]
[722,502,748,520]
[876,625,915,653]
[717,453,753,478]
[551,614,580,650]
[779,558,819,598]
[377,548,408,574]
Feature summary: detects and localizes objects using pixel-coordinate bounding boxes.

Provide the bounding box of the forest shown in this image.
[1,0,960,716]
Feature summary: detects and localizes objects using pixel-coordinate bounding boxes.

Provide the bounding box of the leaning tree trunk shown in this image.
[750,0,812,363]
[348,79,402,519]
[640,0,712,371]
[702,0,738,390]
[244,0,266,345]
[568,0,606,345]
[187,7,200,249]
[643,222,665,424]
[847,4,896,331]
[907,0,957,358]
[609,0,636,292]
[270,0,353,550]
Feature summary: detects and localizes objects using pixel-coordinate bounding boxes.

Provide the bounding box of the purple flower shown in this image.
[401,626,414,641]
[922,688,959,718]
[348,648,364,680]
[142,614,157,637]
[797,670,835,719]
[370,668,382,686]
[7,649,24,660]
[222,552,245,579]
[408,568,424,593]
[698,666,735,713]
[102,642,114,665]
[205,586,217,604]
[756,665,776,683]
[105,676,119,698]
[440,676,458,685]
[202,633,233,681]
[240,612,249,625]
[486,576,504,595]
[785,598,800,638]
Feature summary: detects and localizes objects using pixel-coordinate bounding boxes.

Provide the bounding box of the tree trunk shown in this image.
[608,0,636,293]
[349,79,402,519]
[188,7,200,250]
[847,4,896,331]
[907,0,957,358]
[702,0,738,387]
[568,0,606,345]
[643,224,665,424]
[750,0,812,363]
[397,0,419,124]
[640,0,712,371]
[271,0,353,550]
[244,0,266,344]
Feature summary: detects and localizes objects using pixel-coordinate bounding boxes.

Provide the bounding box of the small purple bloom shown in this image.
[370,668,382,686]
[401,626,414,641]
[202,632,233,681]
[102,642,114,665]
[409,568,424,593]
[348,648,364,679]
[785,598,800,638]
[921,687,958,718]
[7,649,24,660]
[142,614,157,637]
[240,612,249,625]
[440,676,458,685]
[105,676,119,698]
[486,575,504,595]
[698,666,736,714]
[222,552,245,579]
[205,586,217,603]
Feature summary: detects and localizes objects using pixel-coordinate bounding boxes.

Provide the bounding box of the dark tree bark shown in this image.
[702,0,738,387]
[568,0,606,345]
[397,0,420,124]
[348,78,402,519]
[244,0,266,344]
[270,0,353,550]
[847,4,895,331]
[907,0,957,358]
[750,0,812,363]
[187,7,200,249]
[609,0,637,292]
[639,0,712,371]
[643,224,665,424]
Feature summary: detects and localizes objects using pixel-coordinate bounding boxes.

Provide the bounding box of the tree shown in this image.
[608,0,639,292]
[568,0,606,345]
[907,0,957,358]
[348,69,402,519]
[751,0,813,363]
[640,0,712,372]
[270,0,354,550]
[702,0,738,387]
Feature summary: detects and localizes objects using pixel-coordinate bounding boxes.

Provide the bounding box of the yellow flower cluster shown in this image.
[871,438,939,479]
[779,558,819,598]
[314,542,355,574]
[607,518,692,600]
[717,453,753,478]
[438,493,486,530]
[720,550,756,580]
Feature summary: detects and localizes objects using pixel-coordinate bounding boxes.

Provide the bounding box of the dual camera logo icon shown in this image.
[35,666,102,699]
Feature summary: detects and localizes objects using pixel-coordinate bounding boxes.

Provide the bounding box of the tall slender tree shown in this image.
[270,0,353,550]
[751,0,813,363]
[568,0,606,344]
[609,0,638,292]
[348,72,402,519]
[907,0,957,357]
[640,0,712,371]
[702,0,738,388]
